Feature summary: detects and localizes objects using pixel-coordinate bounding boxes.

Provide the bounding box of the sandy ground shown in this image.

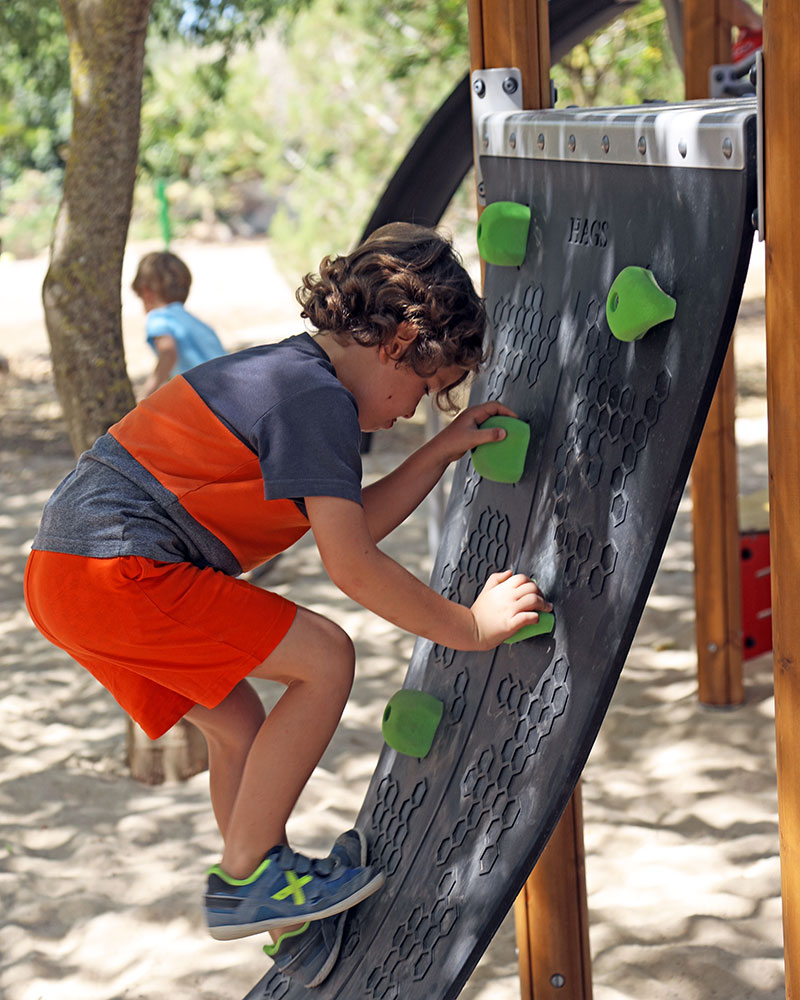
[0,237,783,1000]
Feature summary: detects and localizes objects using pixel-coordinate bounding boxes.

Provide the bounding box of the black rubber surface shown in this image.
[246,106,756,1000]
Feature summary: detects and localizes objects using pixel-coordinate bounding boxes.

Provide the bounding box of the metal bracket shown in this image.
[471,68,523,206]
[755,49,765,242]
[710,48,764,241]
[709,55,757,99]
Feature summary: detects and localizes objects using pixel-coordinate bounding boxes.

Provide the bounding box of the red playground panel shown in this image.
[740,531,772,660]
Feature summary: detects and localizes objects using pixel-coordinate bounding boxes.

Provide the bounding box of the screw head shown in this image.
[722,137,733,159]
[473,79,486,98]
[601,134,610,154]
[537,133,545,151]
[550,973,566,988]
[568,134,576,153]
[502,76,518,95]
[509,132,517,150]
[678,138,688,158]
[638,135,647,156]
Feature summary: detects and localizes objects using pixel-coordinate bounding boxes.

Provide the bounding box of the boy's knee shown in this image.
[315,617,355,691]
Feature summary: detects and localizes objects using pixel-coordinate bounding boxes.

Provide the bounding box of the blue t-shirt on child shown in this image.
[146,302,226,375]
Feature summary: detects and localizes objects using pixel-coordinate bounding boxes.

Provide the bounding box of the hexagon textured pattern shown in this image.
[246,104,757,1000]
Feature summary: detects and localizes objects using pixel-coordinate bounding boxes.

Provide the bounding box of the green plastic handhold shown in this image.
[504,612,556,645]
[606,266,676,342]
[382,689,444,758]
[477,201,531,267]
[471,415,530,484]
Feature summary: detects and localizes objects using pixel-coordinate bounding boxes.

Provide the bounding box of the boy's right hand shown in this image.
[469,570,552,649]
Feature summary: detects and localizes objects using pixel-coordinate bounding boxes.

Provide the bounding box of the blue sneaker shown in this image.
[205,841,383,941]
[263,830,368,987]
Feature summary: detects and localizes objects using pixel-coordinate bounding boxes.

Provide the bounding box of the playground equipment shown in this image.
[246,90,758,1000]
[245,1,800,996]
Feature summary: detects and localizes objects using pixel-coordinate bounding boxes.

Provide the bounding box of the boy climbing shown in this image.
[24,223,551,987]
[132,250,226,395]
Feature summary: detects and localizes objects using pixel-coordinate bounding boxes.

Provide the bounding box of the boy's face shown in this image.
[356,355,465,432]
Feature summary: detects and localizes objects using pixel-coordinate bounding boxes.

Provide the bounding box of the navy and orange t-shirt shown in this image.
[32,334,363,576]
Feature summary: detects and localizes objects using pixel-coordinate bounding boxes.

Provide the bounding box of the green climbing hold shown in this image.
[382,689,444,758]
[471,415,530,484]
[504,612,556,645]
[606,266,676,342]
[477,201,531,267]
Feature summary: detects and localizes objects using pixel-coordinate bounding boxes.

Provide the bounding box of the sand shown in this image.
[0,237,783,999]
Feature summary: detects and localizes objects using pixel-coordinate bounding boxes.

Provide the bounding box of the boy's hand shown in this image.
[435,400,519,464]
[469,570,552,649]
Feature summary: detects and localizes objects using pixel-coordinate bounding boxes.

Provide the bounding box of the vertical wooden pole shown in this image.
[684,0,744,706]
[467,2,592,997]
[514,785,593,999]
[763,2,800,995]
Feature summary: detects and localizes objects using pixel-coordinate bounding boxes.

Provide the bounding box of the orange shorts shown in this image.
[24,551,297,739]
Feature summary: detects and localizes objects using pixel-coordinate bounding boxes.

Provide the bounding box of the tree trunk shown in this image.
[43,0,209,784]
[43,0,150,455]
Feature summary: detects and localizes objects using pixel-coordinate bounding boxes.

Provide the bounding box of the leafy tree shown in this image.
[552,0,683,108]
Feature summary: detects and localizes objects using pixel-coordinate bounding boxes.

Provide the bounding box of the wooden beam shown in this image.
[514,784,593,999]
[763,2,800,995]
[467,3,592,998]
[683,0,744,706]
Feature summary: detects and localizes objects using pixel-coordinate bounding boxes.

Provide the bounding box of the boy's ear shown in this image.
[383,321,419,362]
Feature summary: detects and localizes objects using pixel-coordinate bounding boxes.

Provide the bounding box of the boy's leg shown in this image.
[214,605,355,880]
[184,680,265,840]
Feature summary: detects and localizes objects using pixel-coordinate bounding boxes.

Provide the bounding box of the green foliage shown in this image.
[552,0,684,107]
[0,2,71,179]
[266,0,469,273]
[0,0,708,266]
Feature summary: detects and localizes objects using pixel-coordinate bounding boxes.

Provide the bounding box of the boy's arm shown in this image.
[307,494,550,651]
[361,400,516,542]
[142,335,178,396]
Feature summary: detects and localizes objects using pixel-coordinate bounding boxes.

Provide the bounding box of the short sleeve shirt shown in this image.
[33,334,363,575]
[146,302,226,374]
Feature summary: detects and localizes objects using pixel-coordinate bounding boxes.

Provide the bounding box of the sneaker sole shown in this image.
[208,870,386,941]
[306,912,347,989]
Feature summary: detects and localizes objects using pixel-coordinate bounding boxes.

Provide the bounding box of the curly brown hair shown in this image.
[132,252,192,304]
[296,223,487,410]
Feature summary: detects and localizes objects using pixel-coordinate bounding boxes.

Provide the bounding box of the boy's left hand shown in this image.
[435,400,519,464]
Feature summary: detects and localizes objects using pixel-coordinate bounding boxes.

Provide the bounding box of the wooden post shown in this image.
[514,785,593,999]
[467,2,592,997]
[683,0,744,706]
[763,2,800,995]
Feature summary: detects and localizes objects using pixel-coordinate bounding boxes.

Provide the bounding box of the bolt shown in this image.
[502,76,518,95]
[722,137,733,159]
[537,133,545,151]
[473,79,486,98]
[750,64,758,87]
[678,138,688,158]
[550,973,566,988]
[707,642,719,654]
[509,132,517,149]
[568,134,576,153]
[478,182,486,198]
[638,135,647,156]
[751,207,760,231]
[601,134,610,154]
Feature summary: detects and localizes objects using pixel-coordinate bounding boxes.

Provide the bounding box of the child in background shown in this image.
[132,250,226,395]
[25,224,551,987]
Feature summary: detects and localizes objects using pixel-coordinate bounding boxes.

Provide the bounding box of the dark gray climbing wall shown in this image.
[247,99,757,1000]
